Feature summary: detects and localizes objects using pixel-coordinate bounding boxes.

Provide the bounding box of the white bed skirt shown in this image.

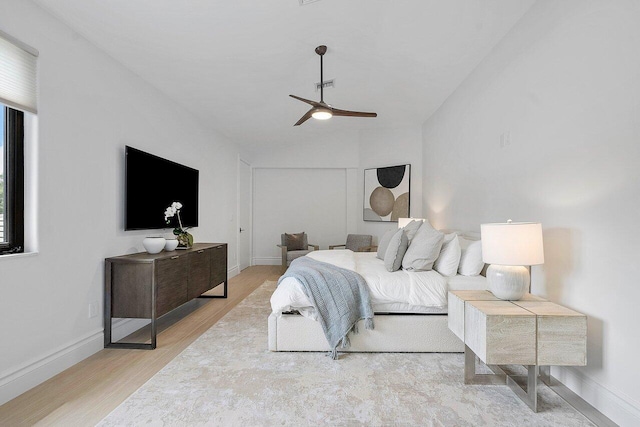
[268,312,464,353]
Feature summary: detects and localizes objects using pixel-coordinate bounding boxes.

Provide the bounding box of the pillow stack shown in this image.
[379,221,484,276]
[433,233,461,276]
[376,230,395,260]
[402,221,444,271]
[383,229,409,272]
[457,236,484,276]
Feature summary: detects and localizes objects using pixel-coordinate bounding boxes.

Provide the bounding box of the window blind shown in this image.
[0,31,38,114]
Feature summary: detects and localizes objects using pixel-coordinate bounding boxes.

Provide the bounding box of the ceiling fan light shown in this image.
[312,108,332,120]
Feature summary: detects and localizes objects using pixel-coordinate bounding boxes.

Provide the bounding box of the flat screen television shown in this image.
[125,146,199,230]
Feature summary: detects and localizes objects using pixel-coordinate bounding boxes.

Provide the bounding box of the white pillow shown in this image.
[401,221,444,271]
[376,230,396,260]
[384,229,409,272]
[434,233,461,277]
[402,220,423,242]
[458,237,484,276]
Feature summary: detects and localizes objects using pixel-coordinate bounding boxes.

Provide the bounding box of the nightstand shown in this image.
[448,290,587,412]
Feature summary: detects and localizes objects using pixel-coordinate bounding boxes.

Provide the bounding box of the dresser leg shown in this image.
[198,280,228,299]
[104,261,113,348]
[150,316,157,349]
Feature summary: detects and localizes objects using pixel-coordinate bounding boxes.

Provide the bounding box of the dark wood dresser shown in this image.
[104,243,227,349]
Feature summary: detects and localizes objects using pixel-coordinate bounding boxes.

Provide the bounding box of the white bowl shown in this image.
[142,237,166,254]
[164,239,179,251]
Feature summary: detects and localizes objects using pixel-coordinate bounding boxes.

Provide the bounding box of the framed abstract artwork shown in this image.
[363,164,411,222]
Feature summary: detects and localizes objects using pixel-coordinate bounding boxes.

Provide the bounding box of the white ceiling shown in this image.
[33,0,534,147]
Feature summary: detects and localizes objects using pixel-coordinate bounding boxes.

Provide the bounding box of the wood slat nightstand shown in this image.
[448,290,587,412]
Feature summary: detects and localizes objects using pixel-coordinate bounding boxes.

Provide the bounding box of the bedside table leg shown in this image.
[506,365,539,412]
[464,346,542,412]
[464,345,506,385]
[539,365,551,385]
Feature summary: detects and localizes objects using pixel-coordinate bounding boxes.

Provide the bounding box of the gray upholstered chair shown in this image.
[329,234,374,252]
[277,233,319,272]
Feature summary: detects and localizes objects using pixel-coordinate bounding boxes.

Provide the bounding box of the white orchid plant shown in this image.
[164,201,193,247]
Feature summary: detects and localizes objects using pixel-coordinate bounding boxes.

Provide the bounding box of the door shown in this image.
[238,159,251,271]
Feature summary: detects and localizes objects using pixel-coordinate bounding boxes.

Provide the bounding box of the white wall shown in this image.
[249,125,423,257]
[0,0,239,405]
[422,1,640,424]
[248,133,359,264]
[252,168,350,264]
[244,130,360,169]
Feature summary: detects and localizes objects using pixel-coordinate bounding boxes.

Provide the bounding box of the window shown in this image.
[0,104,24,254]
[0,30,36,255]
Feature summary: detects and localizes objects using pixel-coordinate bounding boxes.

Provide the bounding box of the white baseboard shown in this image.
[553,366,640,426]
[0,329,102,406]
[228,264,239,278]
[0,318,148,406]
[252,257,281,266]
[0,265,243,406]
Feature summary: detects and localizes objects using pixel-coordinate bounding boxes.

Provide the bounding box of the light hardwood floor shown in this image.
[0,265,282,427]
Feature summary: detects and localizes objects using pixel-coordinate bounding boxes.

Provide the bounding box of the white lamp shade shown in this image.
[481,222,544,266]
[397,218,425,229]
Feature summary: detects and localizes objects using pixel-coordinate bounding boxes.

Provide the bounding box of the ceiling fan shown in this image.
[290,45,377,126]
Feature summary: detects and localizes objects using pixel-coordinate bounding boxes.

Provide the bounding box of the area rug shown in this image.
[99,281,593,426]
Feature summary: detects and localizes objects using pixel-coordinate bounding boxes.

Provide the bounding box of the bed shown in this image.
[268,232,487,353]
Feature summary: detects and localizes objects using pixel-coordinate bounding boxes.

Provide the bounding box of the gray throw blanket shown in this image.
[278,256,374,359]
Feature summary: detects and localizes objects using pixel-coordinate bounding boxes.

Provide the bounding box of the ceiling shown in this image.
[33,0,534,147]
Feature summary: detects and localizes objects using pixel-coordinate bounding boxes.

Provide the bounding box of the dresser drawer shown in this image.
[188,248,212,299]
[156,255,189,316]
[210,244,227,288]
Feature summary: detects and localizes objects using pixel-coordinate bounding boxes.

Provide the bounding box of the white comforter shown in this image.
[271,250,449,319]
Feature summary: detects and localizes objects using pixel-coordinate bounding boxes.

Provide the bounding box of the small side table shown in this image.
[448,290,587,412]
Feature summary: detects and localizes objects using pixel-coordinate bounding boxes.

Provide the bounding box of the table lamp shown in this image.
[480,221,544,300]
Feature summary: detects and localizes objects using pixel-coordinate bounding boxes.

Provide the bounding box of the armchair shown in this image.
[329,234,374,252]
[277,232,319,272]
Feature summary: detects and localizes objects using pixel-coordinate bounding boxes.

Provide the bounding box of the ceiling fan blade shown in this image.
[293,108,314,126]
[331,107,377,118]
[289,94,320,107]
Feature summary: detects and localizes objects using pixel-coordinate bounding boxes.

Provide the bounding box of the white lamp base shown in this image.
[487,265,530,300]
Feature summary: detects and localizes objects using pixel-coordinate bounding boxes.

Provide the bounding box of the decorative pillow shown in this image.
[401,221,444,271]
[284,232,306,251]
[384,229,409,272]
[402,220,423,242]
[458,237,484,276]
[376,230,396,260]
[434,233,462,277]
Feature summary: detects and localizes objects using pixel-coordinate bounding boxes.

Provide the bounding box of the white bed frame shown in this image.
[268,312,464,352]
[267,229,480,354]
